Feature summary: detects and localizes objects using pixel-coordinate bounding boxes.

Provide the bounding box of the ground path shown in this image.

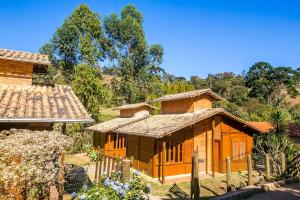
[247,183,300,200]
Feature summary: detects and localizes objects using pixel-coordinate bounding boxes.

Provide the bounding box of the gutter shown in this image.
[0,118,94,123]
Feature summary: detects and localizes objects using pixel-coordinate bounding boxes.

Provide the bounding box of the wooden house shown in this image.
[88,103,157,157]
[0,49,93,131]
[89,90,262,183]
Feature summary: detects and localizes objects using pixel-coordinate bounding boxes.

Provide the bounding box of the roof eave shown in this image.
[0,118,94,123]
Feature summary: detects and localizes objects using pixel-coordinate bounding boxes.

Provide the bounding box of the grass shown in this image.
[149,172,263,199]
[65,153,92,166]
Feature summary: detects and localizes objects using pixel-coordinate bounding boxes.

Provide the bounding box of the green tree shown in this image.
[41,4,111,77]
[245,62,300,104]
[104,5,164,104]
[72,64,107,121]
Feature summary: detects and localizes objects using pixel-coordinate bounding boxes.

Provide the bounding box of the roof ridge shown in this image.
[0,48,49,57]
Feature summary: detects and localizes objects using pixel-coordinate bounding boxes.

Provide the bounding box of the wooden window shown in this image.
[232,140,246,160]
[165,141,183,164]
[112,133,127,150]
[240,142,246,159]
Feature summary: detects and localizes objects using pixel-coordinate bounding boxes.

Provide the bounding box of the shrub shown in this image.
[72,171,151,200]
[254,132,297,175]
[0,129,73,199]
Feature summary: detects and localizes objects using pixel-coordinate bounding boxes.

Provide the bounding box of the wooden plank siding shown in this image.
[161,94,213,114]
[0,59,33,85]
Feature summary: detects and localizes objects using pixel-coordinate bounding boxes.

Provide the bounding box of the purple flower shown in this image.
[104,177,111,187]
[71,192,76,198]
[123,183,130,191]
[119,189,126,197]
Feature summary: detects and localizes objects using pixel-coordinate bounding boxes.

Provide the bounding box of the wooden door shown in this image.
[213,140,220,173]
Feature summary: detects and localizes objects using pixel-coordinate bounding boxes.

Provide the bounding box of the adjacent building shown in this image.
[0,48,93,131]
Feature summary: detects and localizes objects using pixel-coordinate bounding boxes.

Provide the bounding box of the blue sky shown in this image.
[1,0,300,78]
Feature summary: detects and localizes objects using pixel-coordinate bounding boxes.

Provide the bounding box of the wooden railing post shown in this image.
[281,152,286,175]
[94,152,99,182]
[121,159,131,182]
[247,155,253,186]
[162,142,166,184]
[226,157,231,192]
[191,151,200,200]
[265,154,271,181]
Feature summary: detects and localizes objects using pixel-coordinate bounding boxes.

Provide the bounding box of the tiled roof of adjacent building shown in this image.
[0,49,50,65]
[86,115,148,133]
[115,102,157,110]
[247,122,273,133]
[0,84,93,123]
[152,89,224,102]
[115,108,261,138]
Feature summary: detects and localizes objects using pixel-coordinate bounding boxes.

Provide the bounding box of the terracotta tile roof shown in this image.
[0,84,93,123]
[115,102,157,110]
[86,115,148,133]
[115,108,261,138]
[152,89,224,102]
[0,49,50,65]
[247,122,273,133]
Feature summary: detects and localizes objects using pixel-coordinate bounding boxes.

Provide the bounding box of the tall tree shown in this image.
[104,4,164,104]
[72,64,107,121]
[41,4,111,77]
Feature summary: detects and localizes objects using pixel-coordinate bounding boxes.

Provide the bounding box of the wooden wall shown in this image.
[127,135,155,177]
[0,59,33,85]
[120,106,150,118]
[153,127,194,178]
[161,99,194,114]
[161,95,214,114]
[219,117,253,173]
[194,94,213,111]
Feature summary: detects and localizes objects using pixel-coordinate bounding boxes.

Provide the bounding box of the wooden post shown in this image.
[226,157,231,192]
[247,155,253,186]
[97,155,103,183]
[59,151,65,199]
[162,142,166,184]
[94,153,99,182]
[121,159,131,182]
[281,152,286,175]
[62,123,66,135]
[191,151,200,200]
[206,132,209,174]
[116,158,122,172]
[265,154,271,181]
[212,118,215,177]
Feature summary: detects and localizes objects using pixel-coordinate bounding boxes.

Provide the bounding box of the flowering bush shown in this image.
[0,129,73,199]
[73,171,151,200]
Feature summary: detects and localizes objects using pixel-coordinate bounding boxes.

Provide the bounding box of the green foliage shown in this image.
[83,144,98,161]
[245,62,300,104]
[41,4,110,77]
[213,100,246,118]
[254,133,297,175]
[289,105,300,124]
[104,5,164,104]
[72,64,107,121]
[270,108,291,134]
